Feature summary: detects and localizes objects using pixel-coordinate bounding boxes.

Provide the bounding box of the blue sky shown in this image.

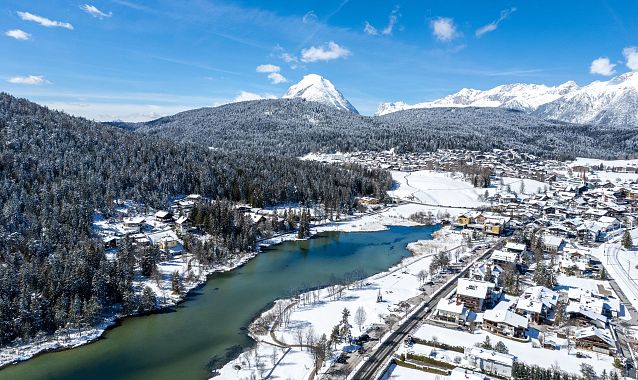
[1,0,637,120]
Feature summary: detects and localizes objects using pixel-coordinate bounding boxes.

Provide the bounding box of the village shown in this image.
[214,150,638,380]
[87,149,638,380]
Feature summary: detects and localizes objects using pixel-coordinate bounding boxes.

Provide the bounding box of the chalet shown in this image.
[483,216,510,236]
[457,213,472,226]
[154,210,174,223]
[435,298,468,325]
[482,309,528,340]
[123,216,145,233]
[456,278,496,312]
[175,216,192,233]
[566,304,607,328]
[130,233,150,247]
[158,236,179,251]
[598,216,621,231]
[465,347,516,378]
[515,286,559,324]
[490,250,519,267]
[542,235,565,253]
[503,242,526,254]
[573,327,616,355]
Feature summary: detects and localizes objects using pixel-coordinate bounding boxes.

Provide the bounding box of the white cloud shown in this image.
[430,17,457,42]
[364,7,400,36]
[17,11,73,30]
[623,47,638,71]
[45,102,191,122]
[80,4,112,19]
[363,21,378,36]
[589,57,616,76]
[281,53,298,63]
[5,29,31,40]
[256,64,280,73]
[476,8,516,37]
[232,91,277,102]
[7,75,49,85]
[382,7,399,35]
[302,11,318,24]
[301,41,351,62]
[255,64,286,83]
[267,72,287,84]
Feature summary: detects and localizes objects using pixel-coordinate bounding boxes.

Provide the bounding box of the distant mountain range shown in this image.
[376,71,638,128]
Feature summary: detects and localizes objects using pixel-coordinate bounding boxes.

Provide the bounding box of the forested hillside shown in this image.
[132,99,638,160]
[0,93,390,345]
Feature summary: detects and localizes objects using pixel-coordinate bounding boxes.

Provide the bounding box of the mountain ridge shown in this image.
[376,71,638,128]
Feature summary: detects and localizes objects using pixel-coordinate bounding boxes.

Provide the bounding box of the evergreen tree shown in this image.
[171,271,182,294]
[622,229,633,249]
[138,286,157,313]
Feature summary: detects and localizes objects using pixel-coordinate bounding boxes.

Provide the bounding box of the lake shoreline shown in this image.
[0,204,411,371]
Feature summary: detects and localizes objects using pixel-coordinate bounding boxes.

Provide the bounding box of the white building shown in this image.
[465,347,516,378]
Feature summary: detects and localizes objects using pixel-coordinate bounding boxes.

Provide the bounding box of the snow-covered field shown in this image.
[571,157,638,169]
[389,171,547,212]
[380,363,442,380]
[413,324,617,375]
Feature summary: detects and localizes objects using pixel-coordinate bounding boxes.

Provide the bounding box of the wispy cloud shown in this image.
[364,7,400,36]
[430,17,457,42]
[7,75,50,85]
[5,29,31,40]
[301,41,351,62]
[80,4,112,19]
[589,57,616,76]
[302,11,318,24]
[475,8,516,37]
[17,11,73,30]
[268,72,287,84]
[256,64,280,73]
[623,47,638,71]
[232,91,277,102]
[363,22,378,36]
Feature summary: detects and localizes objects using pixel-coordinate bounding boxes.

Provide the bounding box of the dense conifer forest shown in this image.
[0,93,390,345]
[130,98,638,160]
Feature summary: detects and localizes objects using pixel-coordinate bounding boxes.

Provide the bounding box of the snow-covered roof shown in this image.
[574,327,615,347]
[490,250,518,263]
[504,242,526,252]
[598,216,618,224]
[175,216,189,224]
[155,210,171,218]
[543,235,564,248]
[516,286,559,314]
[457,278,494,299]
[123,216,145,225]
[465,346,516,367]
[483,309,528,329]
[437,298,467,315]
[566,303,607,323]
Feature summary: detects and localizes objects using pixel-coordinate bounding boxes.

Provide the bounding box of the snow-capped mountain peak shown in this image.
[376,72,638,128]
[283,74,358,114]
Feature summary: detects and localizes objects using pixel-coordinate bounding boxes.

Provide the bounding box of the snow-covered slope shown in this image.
[377,82,578,114]
[377,72,638,128]
[283,74,359,114]
[535,72,638,127]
